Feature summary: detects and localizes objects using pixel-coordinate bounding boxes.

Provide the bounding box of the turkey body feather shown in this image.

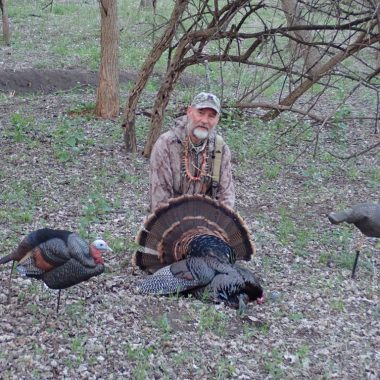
[137,255,263,309]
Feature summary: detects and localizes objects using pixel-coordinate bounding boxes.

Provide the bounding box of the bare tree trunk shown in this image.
[281,0,322,79]
[142,65,185,157]
[0,0,11,46]
[143,55,187,157]
[367,0,380,133]
[262,31,378,121]
[95,0,119,119]
[121,0,188,153]
[140,0,154,7]
[374,1,380,65]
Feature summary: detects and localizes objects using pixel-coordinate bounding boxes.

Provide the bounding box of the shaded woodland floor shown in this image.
[0,68,136,95]
[1,5,380,379]
[1,72,379,379]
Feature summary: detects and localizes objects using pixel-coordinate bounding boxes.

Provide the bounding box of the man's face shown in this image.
[186,106,220,144]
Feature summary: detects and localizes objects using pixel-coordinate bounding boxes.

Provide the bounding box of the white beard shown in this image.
[192,127,209,140]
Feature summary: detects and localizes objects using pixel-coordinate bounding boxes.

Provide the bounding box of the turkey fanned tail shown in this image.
[134,195,255,273]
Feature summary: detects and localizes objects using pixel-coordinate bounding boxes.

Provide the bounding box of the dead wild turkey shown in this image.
[0,228,112,310]
[328,203,380,278]
[134,195,264,311]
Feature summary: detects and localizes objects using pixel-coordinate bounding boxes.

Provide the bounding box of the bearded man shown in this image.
[149,92,235,211]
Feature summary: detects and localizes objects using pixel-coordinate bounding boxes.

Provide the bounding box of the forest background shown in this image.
[0,0,379,379]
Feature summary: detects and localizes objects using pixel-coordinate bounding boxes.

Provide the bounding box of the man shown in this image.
[149,92,235,211]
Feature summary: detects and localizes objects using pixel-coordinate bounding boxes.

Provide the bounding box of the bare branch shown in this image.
[327,140,380,160]
[233,101,326,123]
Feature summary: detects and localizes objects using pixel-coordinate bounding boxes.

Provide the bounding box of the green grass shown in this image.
[51,2,83,15]
[12,210,34,223]
[364,167,380,188]
[8,0,99,68]
[69,335,87,364]
[264,348,285,379]
[52,118,92,162]
[79,191,113,235]
[0,177,44,224]
[276,207,295,245]
[214,358,236,379]
[345,165,360,180]
[155,313,173,340]
[124,343,155,380]
[2,112,35,142]
[330,299,345,312]
[263,162,282,179]
[290,312,304,322]
[64,300,88,323]
[67,102,96,115]
[197,305,230,336]
[319,227,374,274]
[172,349,194,366]
[101,234,126,254]
[135,115,152,142]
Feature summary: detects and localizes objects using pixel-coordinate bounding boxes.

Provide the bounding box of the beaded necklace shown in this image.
[183,137,208,182]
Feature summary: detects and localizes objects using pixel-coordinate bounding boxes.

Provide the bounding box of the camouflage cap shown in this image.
[191,92,221,114]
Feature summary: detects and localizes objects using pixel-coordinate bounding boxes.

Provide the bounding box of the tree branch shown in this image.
[327,140,380,160]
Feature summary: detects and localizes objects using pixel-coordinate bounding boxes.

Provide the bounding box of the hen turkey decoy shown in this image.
[328,203,380,278]
[0,228,112,311]
[134,195,264,311]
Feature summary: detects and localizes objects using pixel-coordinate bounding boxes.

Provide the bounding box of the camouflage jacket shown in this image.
[150,115,235,211]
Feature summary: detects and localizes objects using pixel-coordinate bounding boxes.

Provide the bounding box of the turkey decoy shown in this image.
[328,203,380,278]
[134,195,264,311]
[0,228,112,312]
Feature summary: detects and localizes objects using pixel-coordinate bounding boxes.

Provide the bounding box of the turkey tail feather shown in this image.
[136,265,201,295]
[135,195,255,273]
[133,251,163,274]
